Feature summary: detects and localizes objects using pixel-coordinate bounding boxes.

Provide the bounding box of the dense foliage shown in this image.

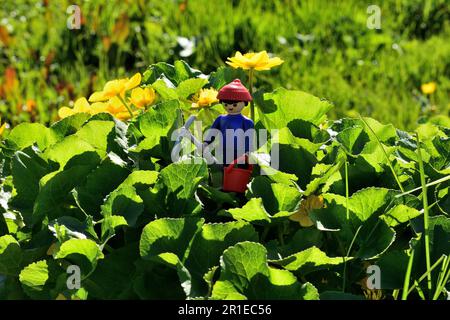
[1,0,449,128]
[0,61,448,300]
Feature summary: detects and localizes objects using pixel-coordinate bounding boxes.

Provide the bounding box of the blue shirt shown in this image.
[204,114,254,164]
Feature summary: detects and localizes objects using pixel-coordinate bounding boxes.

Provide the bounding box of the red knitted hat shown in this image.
[217,79,252,102]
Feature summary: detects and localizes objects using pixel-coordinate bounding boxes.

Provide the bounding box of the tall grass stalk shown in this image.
[248,69,255,122]
[342,226,362,293]
[415,133,432,295]
[402,248,415,300]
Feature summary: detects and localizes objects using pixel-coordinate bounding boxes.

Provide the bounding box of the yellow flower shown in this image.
[90,102,109,115]
[191,88,219,109]
[421,82,437,95]
[106,96,139,121]
[226,51,284,71]
[289,195,324,227]
[89,73,141,102]
[58,97,92,119]
[129,87,156,109]
[0,117,6,136]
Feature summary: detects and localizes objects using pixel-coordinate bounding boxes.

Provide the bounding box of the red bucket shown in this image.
[223,156,253,193]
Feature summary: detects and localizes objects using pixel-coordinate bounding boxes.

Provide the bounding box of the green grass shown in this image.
[0,0,449,129]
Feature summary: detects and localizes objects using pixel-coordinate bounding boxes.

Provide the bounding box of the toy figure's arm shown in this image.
[203,116,221,146]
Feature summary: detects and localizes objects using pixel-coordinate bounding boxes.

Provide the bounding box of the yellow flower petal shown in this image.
[421,82,437,95]
[73,97,91,113]
[125,73,141,91]
[226,50,284,71]
[0,122,6,136]
[289,195,324,227]
[90,102,108,115]
[290,210,315,227]
[103,79,127,98]
[89,91,108,102]
[58,106,75,119]
[129,87,155,108]
[194,88,219,108]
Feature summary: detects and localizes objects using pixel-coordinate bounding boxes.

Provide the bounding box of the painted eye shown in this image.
[233,103,237,107]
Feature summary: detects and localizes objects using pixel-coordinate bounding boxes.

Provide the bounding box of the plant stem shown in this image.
[118,95,134,118]
[395,175,450,198]
[433,255,450,300]
[342,225,362,292]
[392,289,399,300]
[345,160,349,220]
[402,248,415,300]
[248,68,255,122]
[407,254,445,295]
[416,133,432,295]
[359,115,404,192]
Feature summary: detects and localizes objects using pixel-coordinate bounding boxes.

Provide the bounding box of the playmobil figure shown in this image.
[203,79,254,166]
[203,79,255,193]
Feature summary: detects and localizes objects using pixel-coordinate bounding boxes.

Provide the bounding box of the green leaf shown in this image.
[32,152,101,225]
[212,242,317,299]
[133,99,180,155]
[256,88,333,128]
[377,250,409,289]
[210,280,247,300]
[100,215,128,241]
[50,113,90,139]
[176,78,207,99]
[160,160,208,199]
[226,198,271,224]
[85,243,139,299]
[74,120,115,153]
[151,79,179,100]
[75,159,130,217]
[336,125,369,155]
[140,217,204,260]
[55,239,104,273]
[281,228,323,256]
[157,160,208,214]
[101,185,144,227]
[248,176,301,214]
[11,147,50,210]
[143,60,203,86]
[0,235,22,276]
[118,170,159,190]
[133,258,186,299]
[277,143,317,189]
[44,135,98,168]
[154,252,193,298]
[218,242,269,293]
[272,246,345,275]
[19,260,48,289]
[332,117,396,144]
[185,221,258,295]
[208,66,246,90]
[6,123,58,150]
[380,204,422,227]
[310,188,412,258]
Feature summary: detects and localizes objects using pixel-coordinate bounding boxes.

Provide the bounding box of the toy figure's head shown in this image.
[217,79,252,115]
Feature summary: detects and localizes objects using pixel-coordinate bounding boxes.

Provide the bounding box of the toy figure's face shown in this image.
[222,101,247,115]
